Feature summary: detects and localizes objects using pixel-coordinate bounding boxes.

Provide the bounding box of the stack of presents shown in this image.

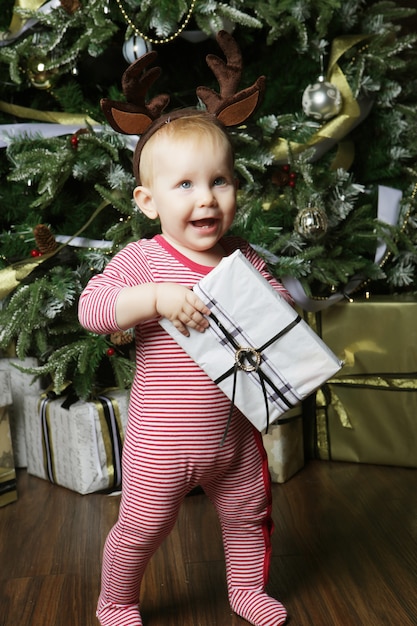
[0,357,130,503]
[1,253,416,506]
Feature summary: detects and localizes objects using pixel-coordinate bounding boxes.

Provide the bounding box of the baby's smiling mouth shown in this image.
[191,218,218,228]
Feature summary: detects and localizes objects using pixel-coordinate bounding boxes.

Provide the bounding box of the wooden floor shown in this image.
[1,460,417,626]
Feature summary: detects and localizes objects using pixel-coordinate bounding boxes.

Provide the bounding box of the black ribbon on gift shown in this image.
[39,395,56,483]
[209,312,303,445]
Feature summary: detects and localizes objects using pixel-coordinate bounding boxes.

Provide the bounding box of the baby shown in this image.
[79,33,291,626]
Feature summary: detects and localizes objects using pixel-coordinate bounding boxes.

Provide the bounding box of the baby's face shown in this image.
[141,134,237,256]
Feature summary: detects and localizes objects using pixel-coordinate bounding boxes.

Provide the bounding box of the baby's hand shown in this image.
[156,283,211,336]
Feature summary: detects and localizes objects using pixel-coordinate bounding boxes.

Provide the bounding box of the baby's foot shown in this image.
[96,601,142,626]
[230,589,287,626]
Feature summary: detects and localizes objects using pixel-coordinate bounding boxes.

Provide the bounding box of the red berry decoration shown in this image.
[30,249,42,257]
[70,134,79,149]
[271,165,297,189]
[106,347,115,357]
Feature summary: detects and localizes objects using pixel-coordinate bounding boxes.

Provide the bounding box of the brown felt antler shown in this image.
[101,32,265,137]
[100,51,170,135]
[101,31,265,185]
[196,30,266,126]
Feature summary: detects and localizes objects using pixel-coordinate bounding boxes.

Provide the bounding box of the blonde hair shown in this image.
[137,111,234,187]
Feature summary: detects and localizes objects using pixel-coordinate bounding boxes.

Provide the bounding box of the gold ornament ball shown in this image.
[294,206,328,240]
[27,55,58,90]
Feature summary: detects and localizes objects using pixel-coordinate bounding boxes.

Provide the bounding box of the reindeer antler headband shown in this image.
[100,31,266,183]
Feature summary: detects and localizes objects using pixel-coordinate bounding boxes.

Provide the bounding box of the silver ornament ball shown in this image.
[294,206,328,241]
[302,76,342,121]
[123,35,152,64]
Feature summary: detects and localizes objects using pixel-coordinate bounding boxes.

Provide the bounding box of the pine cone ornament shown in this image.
[271,167,290,187]
[33,224,59,255]
[60,0,81,14]
[110,330,135,346]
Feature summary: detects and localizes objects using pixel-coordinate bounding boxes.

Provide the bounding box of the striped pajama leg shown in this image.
[96,452,190,626]
[204,427,288,626]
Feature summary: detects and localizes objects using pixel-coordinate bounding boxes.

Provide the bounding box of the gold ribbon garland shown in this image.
[0,100,99,126]
[271,34,372,170]
[0,200,110,300]
[6,0,46,36]
[0,97,108,300]
[0,251,56,300]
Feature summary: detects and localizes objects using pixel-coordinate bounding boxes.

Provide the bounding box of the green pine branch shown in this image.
[12,334,135,399]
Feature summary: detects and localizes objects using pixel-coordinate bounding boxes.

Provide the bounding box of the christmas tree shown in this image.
[0,0,416,398]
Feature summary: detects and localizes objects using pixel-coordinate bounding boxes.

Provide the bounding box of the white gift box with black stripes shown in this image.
[160,250,342,433]
[23,391,129,494]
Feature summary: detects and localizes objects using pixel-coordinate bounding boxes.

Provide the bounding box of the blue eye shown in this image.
[214,177,227,186]
[180,181,192,189]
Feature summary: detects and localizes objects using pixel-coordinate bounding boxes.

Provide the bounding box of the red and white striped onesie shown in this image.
[79,234,290,626]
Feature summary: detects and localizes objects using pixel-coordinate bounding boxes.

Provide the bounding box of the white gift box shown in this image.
[24,390,129,494]
[160,250,342,432]
[0,358,41,467]
[0,370,13,408]
[262,407,304,483]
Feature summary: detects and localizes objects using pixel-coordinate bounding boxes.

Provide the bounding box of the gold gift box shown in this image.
[0,357,41,467]
[0,371,17,507]
[312,295,417,467]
